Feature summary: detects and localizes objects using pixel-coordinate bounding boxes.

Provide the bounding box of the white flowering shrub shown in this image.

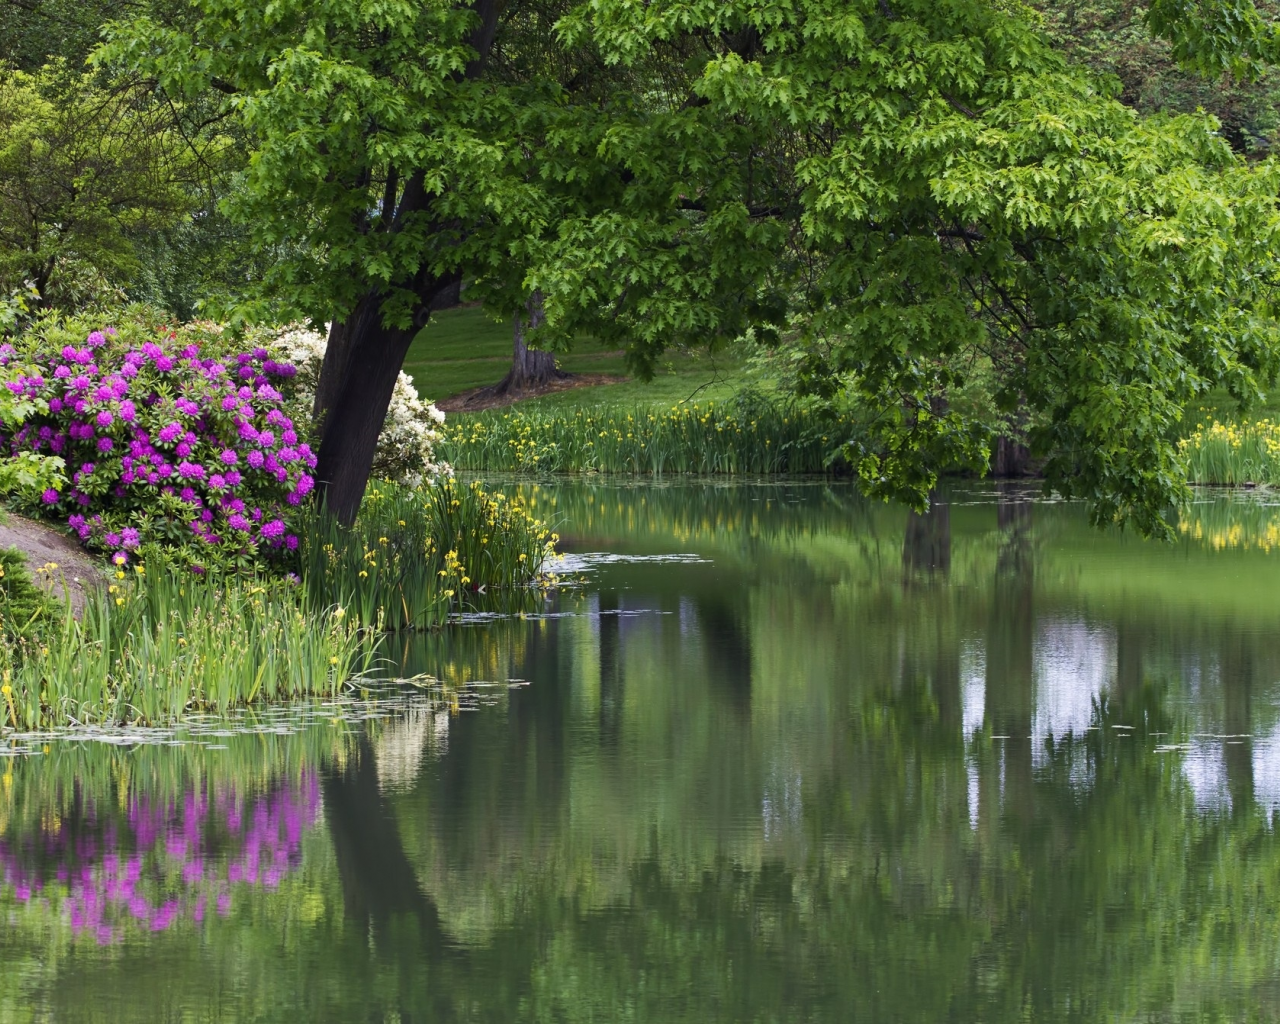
[270,324,450,486]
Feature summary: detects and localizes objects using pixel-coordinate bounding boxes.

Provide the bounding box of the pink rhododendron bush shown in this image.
[0,310,316,571]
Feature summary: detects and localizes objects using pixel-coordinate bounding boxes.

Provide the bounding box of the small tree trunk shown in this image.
[992,434,1031,477]
[494,292,566,394]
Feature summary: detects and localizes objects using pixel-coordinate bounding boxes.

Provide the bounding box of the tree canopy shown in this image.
[99,0,1280,532]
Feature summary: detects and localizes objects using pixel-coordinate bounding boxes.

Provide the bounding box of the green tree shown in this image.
[1030,1,1280,153]
[0,63,198,309]
[103,0,1280,532]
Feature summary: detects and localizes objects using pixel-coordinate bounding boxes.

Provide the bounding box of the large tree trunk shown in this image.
[314,278,457,524]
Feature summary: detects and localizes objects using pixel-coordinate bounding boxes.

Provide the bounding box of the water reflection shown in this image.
[0,772,319,943]
[4,482,1280,1020]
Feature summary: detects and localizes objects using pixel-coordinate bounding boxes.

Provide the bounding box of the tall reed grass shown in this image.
[439,398,848,475]
[0,561,379,729]
[301,477,558,631]
[1181,420,1280,486]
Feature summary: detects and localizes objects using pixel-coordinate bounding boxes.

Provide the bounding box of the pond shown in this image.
[4,479,1280,1021]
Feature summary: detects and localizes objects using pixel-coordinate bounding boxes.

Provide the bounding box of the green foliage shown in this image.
[0,560,380,728]
[0,547,52,641]
[301,478,556,632]
[1146,0,1280,78]
[0,0,137,71]
[552,1,1280,535]
[440,396,848,475]
[1032,0,1280,153]
[99,0,1280,534]
[0,64,197,309]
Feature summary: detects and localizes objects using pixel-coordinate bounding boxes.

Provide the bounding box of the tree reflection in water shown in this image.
[5,484,1280,1020]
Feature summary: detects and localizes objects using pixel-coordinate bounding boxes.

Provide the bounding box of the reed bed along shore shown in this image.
[0,478,558,729]
[302,477,558,631]
[1181,420,1280,486]
[0,563,378,729]
[438,400,849,475]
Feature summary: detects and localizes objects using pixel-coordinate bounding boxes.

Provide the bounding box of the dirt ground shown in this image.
[437,372,629,412]
[0,513,103,615]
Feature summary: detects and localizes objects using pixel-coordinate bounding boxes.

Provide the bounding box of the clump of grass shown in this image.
[1181,420,1280,485]
[0,561,380,729]
[301,477,557,631]
[439,396,849,475]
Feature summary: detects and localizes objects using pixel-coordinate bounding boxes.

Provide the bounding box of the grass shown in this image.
[438,396,850,475]
[301,477,557,631]
[0,561,379,729]
[402,305,757,406]
[0,547,54,639]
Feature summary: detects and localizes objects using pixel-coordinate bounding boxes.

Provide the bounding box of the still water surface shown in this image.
[4,481,1280,1021]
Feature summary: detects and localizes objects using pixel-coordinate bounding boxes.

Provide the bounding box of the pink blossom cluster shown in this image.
[0,772,320,944]
[0,325,314,568]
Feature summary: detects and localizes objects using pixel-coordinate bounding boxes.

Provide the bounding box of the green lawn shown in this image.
[402,305,766,410]
[405,308,1280,425]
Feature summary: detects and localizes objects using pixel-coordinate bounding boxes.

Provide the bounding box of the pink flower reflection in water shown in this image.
[0,771,320,943]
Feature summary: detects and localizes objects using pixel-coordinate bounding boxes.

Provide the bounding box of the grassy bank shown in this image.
[0,477,558,729]
[439,399,849,475]
[0,561,378,729]
[302,478,557,631]
[1180,419,1280,485]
